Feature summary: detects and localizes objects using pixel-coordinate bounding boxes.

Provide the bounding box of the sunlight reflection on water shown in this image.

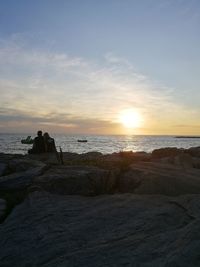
[0,133,199,155]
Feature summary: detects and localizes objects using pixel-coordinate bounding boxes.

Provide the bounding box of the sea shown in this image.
[0,133,200,155]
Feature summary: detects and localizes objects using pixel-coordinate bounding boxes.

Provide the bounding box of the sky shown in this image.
[0,0,200,135]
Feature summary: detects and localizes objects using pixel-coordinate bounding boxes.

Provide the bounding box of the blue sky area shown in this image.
[0,0,200,134]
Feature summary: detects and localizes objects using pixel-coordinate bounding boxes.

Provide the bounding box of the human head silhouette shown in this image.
[37,130,42,137]
[43,132,50,139]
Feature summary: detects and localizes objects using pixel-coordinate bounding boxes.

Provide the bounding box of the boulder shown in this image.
[118,161,200,195]
[156,154,200,169]
[27,153,61,165]
[174,153,193,168]
[34,165,117,196]
[186,147,200,157]
[152,147,184,158]
[8,158,44,173]
[0,160,47,192]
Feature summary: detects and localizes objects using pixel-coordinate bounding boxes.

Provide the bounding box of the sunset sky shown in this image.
[0,0,200,135]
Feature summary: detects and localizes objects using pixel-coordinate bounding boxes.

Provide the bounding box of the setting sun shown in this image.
[119,109,142,129]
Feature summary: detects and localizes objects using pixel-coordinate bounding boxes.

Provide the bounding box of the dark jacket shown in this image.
[33,136,45,153]
[45,137,56,152]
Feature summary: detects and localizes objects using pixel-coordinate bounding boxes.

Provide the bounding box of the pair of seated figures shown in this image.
[28,130,56,154]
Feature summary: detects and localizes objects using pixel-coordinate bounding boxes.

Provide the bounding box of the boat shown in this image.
[77,139,88,143]
[21,136,34,144]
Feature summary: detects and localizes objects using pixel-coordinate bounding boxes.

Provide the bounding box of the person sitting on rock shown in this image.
[28,130,45,154]
[43,132,56,153]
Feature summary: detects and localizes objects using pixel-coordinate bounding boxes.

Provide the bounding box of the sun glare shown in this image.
[119,109,142,129]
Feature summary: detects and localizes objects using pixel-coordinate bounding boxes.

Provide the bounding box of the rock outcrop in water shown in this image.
[0,147,200,266]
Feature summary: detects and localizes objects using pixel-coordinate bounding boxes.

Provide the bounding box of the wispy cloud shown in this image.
[0,35,199,134]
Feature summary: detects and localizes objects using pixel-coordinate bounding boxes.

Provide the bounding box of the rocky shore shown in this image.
[1,146,200,266]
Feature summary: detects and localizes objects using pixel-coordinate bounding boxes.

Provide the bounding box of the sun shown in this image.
[119,109,142,129]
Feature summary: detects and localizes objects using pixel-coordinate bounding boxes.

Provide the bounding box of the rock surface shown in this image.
[34,165,116,195]
[0,163,7,176]
[0,192,200,267]
[0,159,47,191]
[0,198,6,220]
[119,161,200,195]
[0,147,200,266]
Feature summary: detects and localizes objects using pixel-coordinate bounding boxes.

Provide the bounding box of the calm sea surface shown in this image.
[0,133,200,155]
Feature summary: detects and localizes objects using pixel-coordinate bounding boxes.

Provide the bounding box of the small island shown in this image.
[0,146,200,266]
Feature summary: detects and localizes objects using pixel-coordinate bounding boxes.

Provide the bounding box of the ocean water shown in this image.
[0,133,200,155]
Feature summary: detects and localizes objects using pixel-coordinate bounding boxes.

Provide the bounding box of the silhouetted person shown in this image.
[43,132,56,152]
[28,130,45,154]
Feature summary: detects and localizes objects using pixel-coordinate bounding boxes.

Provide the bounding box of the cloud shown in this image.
[0,106,120,134]
[0,35,199,134]
[173,124,200,128]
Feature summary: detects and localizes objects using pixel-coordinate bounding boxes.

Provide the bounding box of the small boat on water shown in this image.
[77,139,88,143]
[21,136,34,144]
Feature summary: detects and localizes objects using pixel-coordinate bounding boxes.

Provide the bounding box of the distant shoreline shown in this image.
[175,136,200,139]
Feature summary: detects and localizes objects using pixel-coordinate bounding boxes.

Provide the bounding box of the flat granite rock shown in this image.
[0,192,200,267]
